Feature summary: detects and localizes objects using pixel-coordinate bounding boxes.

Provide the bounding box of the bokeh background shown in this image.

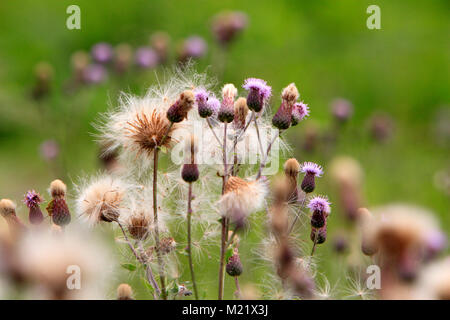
[0,0,448,299]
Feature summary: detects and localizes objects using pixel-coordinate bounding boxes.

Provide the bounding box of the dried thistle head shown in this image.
[76,175,127,225]
[281,83,299,103]
[166,90,195,123]
[0,199,16,218]
[219,176,268,218]
[233,97,249,130]
[218,83,237,123]
[160,237,177,254]
[270,203,289,238]
[272,83,299,130]
[127,209,151,241]
[117,283,134,300]
[49,179,66,198]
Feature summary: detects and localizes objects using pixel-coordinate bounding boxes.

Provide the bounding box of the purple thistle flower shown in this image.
[24,190,43,208]
[291,102,310,126]
[300,162,323,193]
[301,162,323,177]
[24,190,44,225]
[242,78,271,112]
[194,88,212,118]
[83,64,107,84]
[331,98,353,122]
[308,196,331,215]
[135,47,159,69]
[40,139,59,161]
[208,96,220,115]
[91,42,113,64]
[184,36,207,59]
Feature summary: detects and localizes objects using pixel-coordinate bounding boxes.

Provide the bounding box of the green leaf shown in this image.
[121,263,137,271]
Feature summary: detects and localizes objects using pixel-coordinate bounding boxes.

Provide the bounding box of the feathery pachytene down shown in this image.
[76,175,131,226]
[219,176,268,219]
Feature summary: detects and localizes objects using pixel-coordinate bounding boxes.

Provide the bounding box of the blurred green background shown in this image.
[0,0,448,299]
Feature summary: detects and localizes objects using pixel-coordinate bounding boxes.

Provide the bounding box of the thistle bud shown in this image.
[167,90,195,123]
[24,190,44,225]
[233,97,249,130]
[218,84,237,123]
[291,102,309,126]
[272,83,299,130]
[310,225,327,244]
[300,162,323,193]
[358,207,379,256]
[226,249,243,277]
[182,164,199,183]
[242,78,271,113]
[117,283,134,300]
[47,179,71,227]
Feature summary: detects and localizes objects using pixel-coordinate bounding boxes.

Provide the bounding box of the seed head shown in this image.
[242,78,271,112]
[233,97,249,130]
[117,283,134,300]
[218,84,237,123]
[167,90,195,123]
[281,83,299,103]
[50,179,67,198]
[127,212,151,241]
[0,199,16,218]
[160,237,177,254]
[284,158,300,178]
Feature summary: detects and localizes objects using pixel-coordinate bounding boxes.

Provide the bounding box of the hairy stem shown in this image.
[186,183,199,299]
[117,221,160,298]
[218,122,229,300]
[153,148,167,299]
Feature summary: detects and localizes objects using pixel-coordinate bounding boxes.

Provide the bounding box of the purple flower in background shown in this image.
[91,42,113,64]
[40,139,59,161]
[331,98,353,122]
[184,36,207,58]
[83,64,107,84]
[179,36,207,62]
[242,78,271,112]
[212,11,248,46]
[135,47,159,69]
[291,102,310,126]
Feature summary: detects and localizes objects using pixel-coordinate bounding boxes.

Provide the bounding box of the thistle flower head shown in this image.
[49,179,67,198]
[243,78,271,112]
[91,42,113,64]
[179,36,208,61]
[117,283,134,300]
[24,190,43,208]
[272,83,299,130]
[219,176,268,218]
[331,98,353,122]
[135,46,159,69]
[194,88,213,118]
[76,175,128,225]
[291,102,309,126]
[167,90,195,123]
[284,158,300,177]
[281,83,299,103]
[0,199,16,217]
[218,84,237,123]
[233,97,249,130]
[301,162,323,177]
[308,196,331,215]
[211,11,248,46]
